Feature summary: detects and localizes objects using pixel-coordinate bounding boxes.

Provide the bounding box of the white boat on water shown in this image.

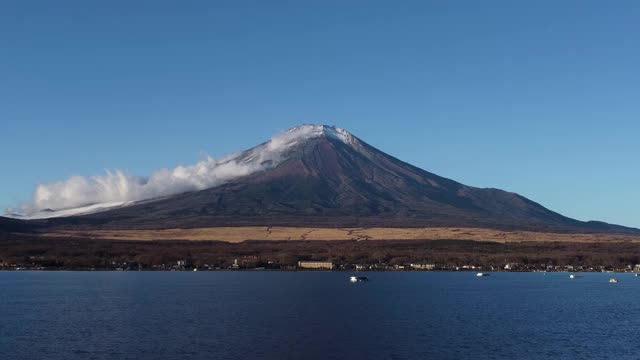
[609,278,619,283]
[570,274,575,279]
[476,272,490,277]
[350,276,368,282]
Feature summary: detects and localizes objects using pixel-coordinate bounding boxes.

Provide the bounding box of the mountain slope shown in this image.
[0,216,37,233]
[39,125,638,234]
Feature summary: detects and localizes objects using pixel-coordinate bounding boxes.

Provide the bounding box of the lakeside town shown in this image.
[3,257,640,273]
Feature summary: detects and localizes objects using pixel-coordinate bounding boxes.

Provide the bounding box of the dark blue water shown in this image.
[1,272,639,360]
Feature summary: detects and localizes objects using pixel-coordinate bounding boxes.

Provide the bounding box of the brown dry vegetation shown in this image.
[44,226,640,243]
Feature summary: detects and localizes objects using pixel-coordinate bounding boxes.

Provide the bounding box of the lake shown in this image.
[1,271,639,359]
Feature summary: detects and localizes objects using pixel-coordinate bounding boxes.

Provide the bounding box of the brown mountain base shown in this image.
[43,227,640,243]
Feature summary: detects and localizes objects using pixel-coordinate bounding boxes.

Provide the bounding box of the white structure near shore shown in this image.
[298,261,334,270]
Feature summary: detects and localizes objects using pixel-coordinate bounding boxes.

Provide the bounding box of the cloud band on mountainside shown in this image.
[11,125,349,215]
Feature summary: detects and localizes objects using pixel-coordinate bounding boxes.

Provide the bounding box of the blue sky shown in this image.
[1,1,639,226]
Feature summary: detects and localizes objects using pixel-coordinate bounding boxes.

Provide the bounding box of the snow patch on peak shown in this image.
[323,125,357,145]
[272,124,357,148]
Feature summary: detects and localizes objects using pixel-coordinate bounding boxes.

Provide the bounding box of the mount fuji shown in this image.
[4,125,638,234]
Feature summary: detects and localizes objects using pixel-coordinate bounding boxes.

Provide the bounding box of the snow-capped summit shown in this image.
[262,125,358,151]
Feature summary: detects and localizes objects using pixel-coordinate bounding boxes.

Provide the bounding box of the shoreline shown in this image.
[4,235,640,273]
[2,269,639,274]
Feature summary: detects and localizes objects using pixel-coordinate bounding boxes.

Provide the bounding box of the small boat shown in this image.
[350,276,368,282]
[609,278,619,283]
[569,274,575,279]
[476,272,490,277]
[635,274,640,277]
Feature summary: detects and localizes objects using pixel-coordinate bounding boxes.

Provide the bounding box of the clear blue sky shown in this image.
[1,1,639,226]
